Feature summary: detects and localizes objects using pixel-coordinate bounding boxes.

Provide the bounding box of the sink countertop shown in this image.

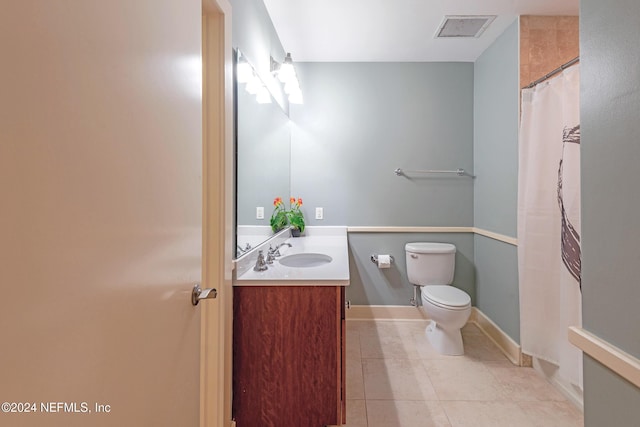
[234,227,350,286]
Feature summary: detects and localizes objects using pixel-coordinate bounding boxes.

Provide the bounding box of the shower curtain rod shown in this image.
[524,56,580,89]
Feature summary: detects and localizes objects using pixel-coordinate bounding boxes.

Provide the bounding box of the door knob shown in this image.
[191,283,217,306]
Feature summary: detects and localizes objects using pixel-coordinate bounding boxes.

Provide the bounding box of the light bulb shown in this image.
[278,63,295,83]
[288,88,303,104]
[245,75,261,94]
[237,61,253,83]
[256,86,272,104]
[277,52,296,83]
[283,78,300,95]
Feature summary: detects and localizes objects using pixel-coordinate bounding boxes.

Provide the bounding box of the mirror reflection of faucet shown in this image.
[237,243,252,257]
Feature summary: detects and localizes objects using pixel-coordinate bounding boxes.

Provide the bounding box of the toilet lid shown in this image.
[423,285,471,308]
[405,242,456,254]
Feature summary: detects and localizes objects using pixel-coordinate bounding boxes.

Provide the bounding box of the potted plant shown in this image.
[286,197,305,237]
[270,197,288,233]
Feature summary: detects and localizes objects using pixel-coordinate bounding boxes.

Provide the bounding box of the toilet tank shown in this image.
[405,242,456,285]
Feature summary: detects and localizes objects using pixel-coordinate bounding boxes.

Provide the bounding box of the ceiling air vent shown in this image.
[435,15,497,38]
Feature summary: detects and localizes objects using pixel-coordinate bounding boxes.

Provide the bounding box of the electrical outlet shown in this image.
[315,207,323,220]
[256,206,264,219]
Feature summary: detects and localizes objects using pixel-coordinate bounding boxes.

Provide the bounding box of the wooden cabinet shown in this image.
[233,285,346,427]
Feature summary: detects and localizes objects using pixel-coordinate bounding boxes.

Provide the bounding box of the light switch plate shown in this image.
[315,207,323,220]
[256,206,264,219]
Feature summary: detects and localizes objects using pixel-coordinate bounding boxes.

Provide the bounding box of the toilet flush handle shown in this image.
[410,254,418,259]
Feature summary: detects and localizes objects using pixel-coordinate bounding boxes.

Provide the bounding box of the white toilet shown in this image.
[405,242,471,355]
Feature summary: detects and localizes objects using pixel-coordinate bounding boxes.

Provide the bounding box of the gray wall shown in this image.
[290,62,475,305]
[290,62,474,227]
[581,0,640,424]
[348,233,475,306]
[230,0,290,246]
[236,86,290,225]
[230,0,285,84]
[474,235,519,341]
[472,20,520,341]
[229,7,522,349]
[474,20,519,237]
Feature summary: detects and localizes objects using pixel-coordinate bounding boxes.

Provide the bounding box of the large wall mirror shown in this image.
[235,49,291,258]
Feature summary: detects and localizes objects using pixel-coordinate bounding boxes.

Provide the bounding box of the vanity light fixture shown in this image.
[245,75,262,95]
[283,79,299,95]
[256,86,272,104]
[277,53,296,83]
[236,54,253,84]
[288,89,303,105]
[237,50,271,103]
[271,52,304,105]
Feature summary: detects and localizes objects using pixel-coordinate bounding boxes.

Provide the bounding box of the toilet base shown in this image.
[425,320,465,355]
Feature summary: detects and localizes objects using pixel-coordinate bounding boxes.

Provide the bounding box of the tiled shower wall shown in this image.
[519,16,580,88]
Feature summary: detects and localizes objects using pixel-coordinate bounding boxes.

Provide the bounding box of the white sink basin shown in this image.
[279,253,333,268]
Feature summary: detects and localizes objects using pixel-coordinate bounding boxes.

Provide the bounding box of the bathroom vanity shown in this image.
[233,228,349,427]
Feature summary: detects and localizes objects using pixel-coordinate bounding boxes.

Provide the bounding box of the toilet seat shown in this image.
[422,285,471,310]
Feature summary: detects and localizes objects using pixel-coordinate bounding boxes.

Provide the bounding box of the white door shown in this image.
[0,1,229,426]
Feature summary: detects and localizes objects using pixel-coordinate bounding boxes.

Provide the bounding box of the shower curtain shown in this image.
[518,64,582,389]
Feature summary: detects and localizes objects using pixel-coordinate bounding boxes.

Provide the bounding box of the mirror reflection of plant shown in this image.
[286,197,305,233]
[270,197,288,233]
[269,196,305,233]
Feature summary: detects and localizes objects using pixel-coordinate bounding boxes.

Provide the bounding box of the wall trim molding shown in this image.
[569,326,640,389]
[347,226,474,234]
[530,356,584,410]
[346,226,517,246]
[472,227,518,246]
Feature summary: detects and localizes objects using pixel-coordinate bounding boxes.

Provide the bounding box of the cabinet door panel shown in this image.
[233,286,340,427]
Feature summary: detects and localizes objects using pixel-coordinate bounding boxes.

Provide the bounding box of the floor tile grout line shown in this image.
[358,333,369,427]
[348,319,582,426]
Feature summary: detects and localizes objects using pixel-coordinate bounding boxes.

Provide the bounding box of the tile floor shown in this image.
[344,320,584,427]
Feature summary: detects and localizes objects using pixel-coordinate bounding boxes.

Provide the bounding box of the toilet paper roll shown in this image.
[377,254,391,269]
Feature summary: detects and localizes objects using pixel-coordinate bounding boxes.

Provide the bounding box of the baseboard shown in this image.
[346,305,522,366]
[531,357,584,410]
[344,305,583,409]
[520,353,533,367]
[469,307,522,366]
[346,305,429,321]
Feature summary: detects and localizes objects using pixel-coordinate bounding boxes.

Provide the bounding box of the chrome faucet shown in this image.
[253,250,268,272]
[269,242,292,257]
[266,251,276,264]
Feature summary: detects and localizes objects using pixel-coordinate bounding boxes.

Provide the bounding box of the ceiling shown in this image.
[262,0,579,62]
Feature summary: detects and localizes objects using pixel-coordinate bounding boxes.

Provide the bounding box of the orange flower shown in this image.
[297,198,303,206]
[290,196,296,205]
[273,197,282,207]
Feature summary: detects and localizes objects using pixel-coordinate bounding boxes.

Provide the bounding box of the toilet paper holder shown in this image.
[371,254,394,266]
